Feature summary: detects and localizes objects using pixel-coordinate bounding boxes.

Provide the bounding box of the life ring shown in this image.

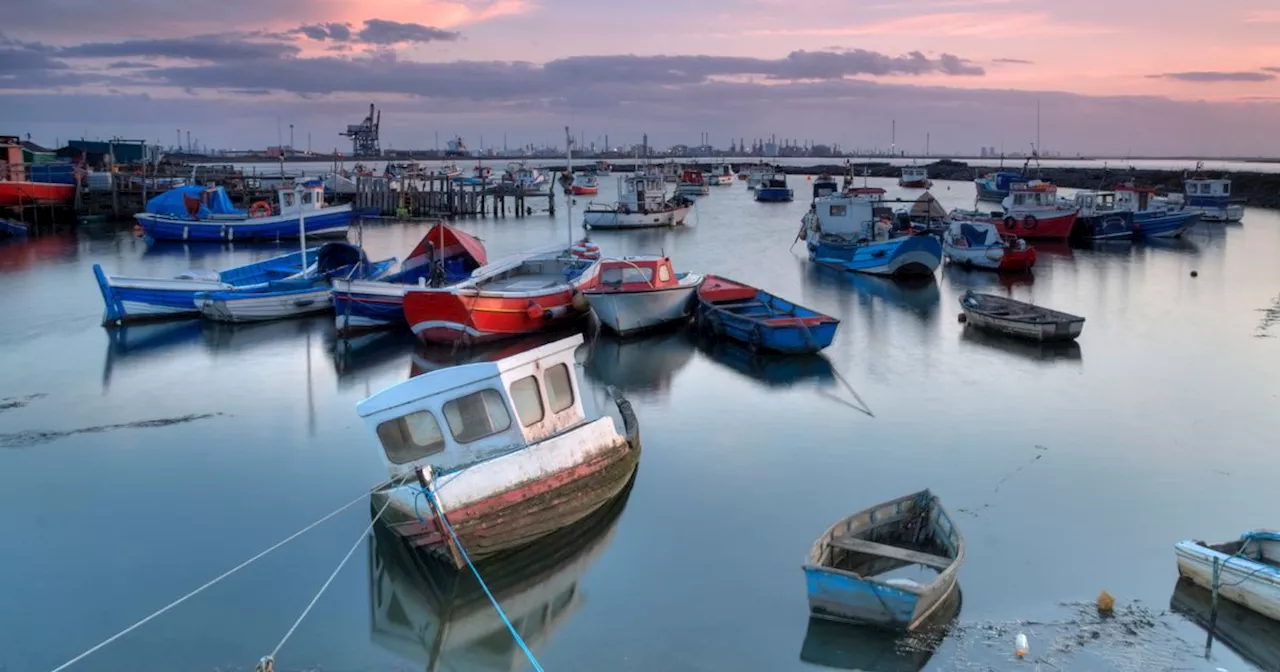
[1003,216,1017,230]
[1022,215,1038,231]
[250,201,272,218]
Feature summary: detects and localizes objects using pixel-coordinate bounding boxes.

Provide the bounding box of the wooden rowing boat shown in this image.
[959,290,1084,342]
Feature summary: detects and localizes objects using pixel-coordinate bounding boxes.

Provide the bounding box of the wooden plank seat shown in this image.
[829,536,953,570]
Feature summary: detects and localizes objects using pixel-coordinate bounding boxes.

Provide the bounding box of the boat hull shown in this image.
[0,181,76,207]
[943,243,1036,272]
[1077,212,1136,241]
[755,187,794,202]
[960,302,1084,342]
[1134,211,1200,238]
[332,279,408,334]
[1175,541,1280,622]
[809,235,942,277]
[974,183,1008,201]
[586,284,699,336]
[405,284,596,345]
[135,204,353,242]
[898,180,932,189]
[198,287,333,322]
[696,281,839,355]
[571,186,599,195]
[582,205,690,230]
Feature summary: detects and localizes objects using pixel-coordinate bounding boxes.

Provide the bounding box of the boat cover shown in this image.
[145,186,244,219]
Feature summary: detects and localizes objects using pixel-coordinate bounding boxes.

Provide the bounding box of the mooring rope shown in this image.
[414,484,546,672]
[47,488,378,672]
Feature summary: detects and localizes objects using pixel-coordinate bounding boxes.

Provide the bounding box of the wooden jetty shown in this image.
[353,176,554,219]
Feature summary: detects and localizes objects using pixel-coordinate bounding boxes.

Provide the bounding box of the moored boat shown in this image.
[333,224,488,334]
[1182,175,1244,222]
[745,164,770,189]
[499,162,549,195]
[584,256,703,335]
[0,180,77,207]
[1175,531,1280,623]
[973,170,1022,201]
[571,172,600,195]
[1070,190,1135,241]
[803,489,964,631]
[942,219,1036,272]
[959,290,1084,342]
[709,163,734,185]
[135,181,352,242]
[695,275,838,354]
[801,193,942,278]
[811,173,839,200]
[952,180,1078,241]
[661,161,681,183]
[594,160,612,176]
[402,243,601,345]
[359,333,640,566]
[899,164,932,189]
[582,173,691,230]
[755,170,794,202]
[1171,577,1280,671]
[676,168,709,197]
[1114,185,1200,238]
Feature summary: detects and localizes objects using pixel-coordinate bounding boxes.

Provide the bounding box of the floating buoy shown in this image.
[957,312,967,323]
[1190,270,1199,277]
[1015,632,1029,659]
[1097,590,1115,614]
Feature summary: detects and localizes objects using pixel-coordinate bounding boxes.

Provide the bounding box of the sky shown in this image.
[3,0,1280,156]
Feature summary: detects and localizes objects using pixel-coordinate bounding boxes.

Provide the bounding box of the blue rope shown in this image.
[413,485,546,672]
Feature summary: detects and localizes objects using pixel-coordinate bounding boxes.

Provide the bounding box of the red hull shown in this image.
[898,180,932,188]
[571,186,598,195]
[997,248,1037,272]
[987,212,1077,241]
[0,182,76,207]
[404,285,592,344]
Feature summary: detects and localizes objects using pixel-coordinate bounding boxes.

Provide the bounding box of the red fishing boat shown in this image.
[402,242,603,345]
[951,180,1078,241]
[0,181,76,207]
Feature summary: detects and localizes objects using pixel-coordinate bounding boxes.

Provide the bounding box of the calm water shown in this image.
[2,178,1278,672]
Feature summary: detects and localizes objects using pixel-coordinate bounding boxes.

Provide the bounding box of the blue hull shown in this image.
[974,183,1008,201]
[698,288,838,355]
[804,567,920,629]
[332,291,405,332]
[756,187,794,202]
[136,208,352,242]
[1134,211,1199,238]
[1077,212,1135,241]
[809,235,942,277]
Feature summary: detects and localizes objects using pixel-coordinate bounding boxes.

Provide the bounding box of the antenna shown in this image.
[565,126,574,245]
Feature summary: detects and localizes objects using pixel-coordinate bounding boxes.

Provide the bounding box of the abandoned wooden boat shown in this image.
[696,275,839,354]
[584,256,703,336]
[1175,531,1280,623]
[359,334,640,567]
[959,290,1085,342]
[803,489,964,631]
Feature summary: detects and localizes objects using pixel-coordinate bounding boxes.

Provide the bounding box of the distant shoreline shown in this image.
[185,154,1280,166]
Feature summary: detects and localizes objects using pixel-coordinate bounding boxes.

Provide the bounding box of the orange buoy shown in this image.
[249,201,272,218]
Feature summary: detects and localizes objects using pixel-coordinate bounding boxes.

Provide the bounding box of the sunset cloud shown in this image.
[1147,71,1276,83]
[746,11,1111,38]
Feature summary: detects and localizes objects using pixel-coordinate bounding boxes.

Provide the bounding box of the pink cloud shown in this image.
[324,0,532,30]
[746,11,1113,38]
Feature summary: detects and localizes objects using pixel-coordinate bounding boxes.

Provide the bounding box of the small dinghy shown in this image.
[695,275,839,354]
[1175,531,1280,623]
[959,290,1084,342]
[803,489,964,632]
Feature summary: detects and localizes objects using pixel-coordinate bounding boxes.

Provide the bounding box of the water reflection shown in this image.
[697,336,835,388]
[1140,237,1201,256]
[0,234,77,273]
[1169,578,1280,672]
[409,326,588,378]
[101,320,206,390]
[367,480,633,671]
[332,330,416,386]
[804,265,942,323]
[959,325,1084,364]
[940,264,1035,291]
[800,586,962,671]
[199,315,335,353]
[583,327,696,399]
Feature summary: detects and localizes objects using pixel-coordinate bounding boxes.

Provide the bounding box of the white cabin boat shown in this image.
[1176,531,1280,622]
[745,164,770,190]
[501,162,549,195]
[583,174,691,229]
[1181,177,1244,222]
[359,334,640,566]
[899,165,932,188]
[708,164,735,186]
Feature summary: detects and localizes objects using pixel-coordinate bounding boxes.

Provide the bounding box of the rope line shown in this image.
[47,488,376,672]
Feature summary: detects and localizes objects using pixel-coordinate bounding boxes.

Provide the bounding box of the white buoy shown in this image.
[1015,632,1029,659]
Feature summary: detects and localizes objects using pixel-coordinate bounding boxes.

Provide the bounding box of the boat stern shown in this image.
[803,566,920,630]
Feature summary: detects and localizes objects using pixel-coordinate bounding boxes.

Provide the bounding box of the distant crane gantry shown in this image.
[341,103,381,157]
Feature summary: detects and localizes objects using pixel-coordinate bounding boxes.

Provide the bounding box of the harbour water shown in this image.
[1,177,1278,671]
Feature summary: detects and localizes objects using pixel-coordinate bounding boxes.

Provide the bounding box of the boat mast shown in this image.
[565,125,574,245]
[297,184,307,263]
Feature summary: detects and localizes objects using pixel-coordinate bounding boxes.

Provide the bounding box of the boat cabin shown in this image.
[680,169,704,185]
[978,171,1022,190]
[1114,185,1159,212]
[617,174,669,213]
[1003,180,1062,214]
[845,186,886,203]
[357,334,596,478]
[713,164,733,179]
[592,256,679,293]
[812,174,839,200]
[760,171,788,189]
[278,180,330,215]
[901,165,929,182]
[810,194,878,240]
[1072,190,1118,217]
[1184,177,1232,203]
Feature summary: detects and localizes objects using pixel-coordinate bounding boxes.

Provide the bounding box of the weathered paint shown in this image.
[1175,541,1280,622]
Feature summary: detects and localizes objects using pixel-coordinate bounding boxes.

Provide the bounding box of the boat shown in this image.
[755,170,794,202]
[584,256,704,336]
[959,290,1085,342]
[435,161,462,179]
[800,586,961,671]
[0,180,77,207]
[1182,175,1244,222]
[1069,191,1136,241]
[195,242,396,323]
[952,180,1078,241]
[695,275,839,354]
[745,164,770,190]
[676,168,709,197]
[134,181,352,242]
[402,243,602,344]
[1175,531,1280,623]
[800,193,942,278]
[332,224,488,335]
[709,163,734,186]
[906,192,948,233]
[594,160,612,176]
[570,172,599,195]
[1114,185,1201,238]
[811,173,839,200]
[93,248,322,325]
[941,219,1036,272]
[499,162,549,195]
[582,173,691,230]
[1,218,28,238]
[803,489,964,631]
[359,333,640,566]
[453,163,494,187]
[973,170,1023,201]
[661,161,681,183]
[899,164,932,189]
[1171,577,1280,671]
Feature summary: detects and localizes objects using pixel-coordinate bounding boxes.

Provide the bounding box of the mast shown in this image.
[297,184,307,265]
[565,125,574,245]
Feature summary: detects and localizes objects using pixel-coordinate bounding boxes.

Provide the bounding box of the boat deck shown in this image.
[828,537,953,570]
[482,272,571,291]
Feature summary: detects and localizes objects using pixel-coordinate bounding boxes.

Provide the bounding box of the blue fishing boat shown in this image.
[1115,185,1201,238]
[135,181,352,242]
[695,275,838,354]
[804,489,964,632]
[1069,191,1135,241]
[1183,172,1244,222]
[800,194,941,278]
[332,223,488,335]
[974,170,1023,201]
[755,170,794,202]
[0,218,28,239]
[93,248,322,325]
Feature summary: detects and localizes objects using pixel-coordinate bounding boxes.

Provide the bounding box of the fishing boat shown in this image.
[402,243,601,344]
[1175,531,1280,623]
[959,290,1085,342]
[195,242,396,323]
[755,170,794,202]
[803,489,964,631]
[1069,191,1135,241]
[745,164,770,190]
[1182,175,1244,222]
[359,333,640,566]
[582,173,691,230]
[973,170,1022,201]
[1114,185,1200,238]
[695,275,839,354]
[0,218,28,238]
[676,168,709,197]
[942,219,1035,272]
[0,180,77,207]
[571,172,600,196]
[709,163,734,186]
[952,180,1078,241]
[333,224,488,334]
[899,164,932,189]
[800,193,942,278]
[811,173,839,200]
[661,161,681,184]
[134,181,352,242]
[595,160,612,176]
[500,162,549,195]
[453,163,494,187]
[584,256,703,336]
[93,248,322,325]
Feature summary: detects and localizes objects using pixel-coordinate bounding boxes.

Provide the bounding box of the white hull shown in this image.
[1176,541,1280,622]
[962,310,1083,341]
[583,205,691,230]
[943,244,1005,270]
[586,281,700,335]
[199,288,333,323]
[1194,205,1245,222]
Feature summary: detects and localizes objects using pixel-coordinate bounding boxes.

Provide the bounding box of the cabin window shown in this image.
[443,388,512,443]
[282,192,295,207]
[601,266,653,285]
[829,204,847,217]
[1221,183,1230,194]
[545,364,574,413]
[376,410,446,464]
[510,376,544,427]
[301,190,313,205]
[657,264,672,283]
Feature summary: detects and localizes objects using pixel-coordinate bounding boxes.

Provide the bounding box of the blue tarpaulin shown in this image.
[145,186,245,219]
